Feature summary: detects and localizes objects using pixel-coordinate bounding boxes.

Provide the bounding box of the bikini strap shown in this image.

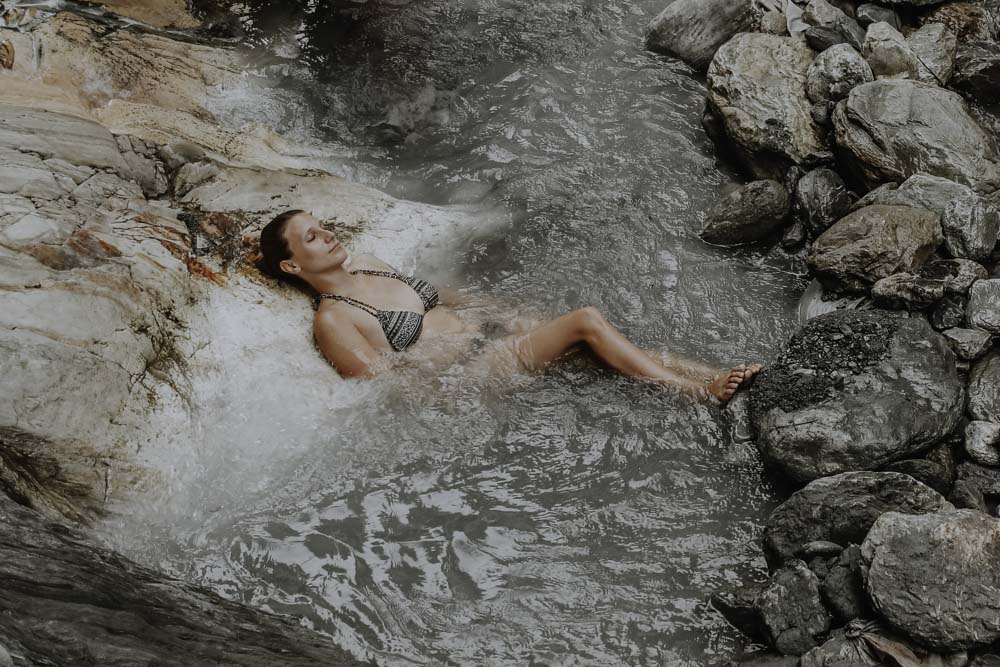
[313,293,381,318]
[350,269,404,281]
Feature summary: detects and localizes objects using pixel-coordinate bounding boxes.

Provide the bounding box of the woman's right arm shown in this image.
[314,312,381,378]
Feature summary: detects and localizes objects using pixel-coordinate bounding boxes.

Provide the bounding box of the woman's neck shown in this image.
[307,260,360,295]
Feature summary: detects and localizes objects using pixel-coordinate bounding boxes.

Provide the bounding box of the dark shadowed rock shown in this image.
[931,294,968,330]
[751,310,964,483]
[820,545,866,623]
[958,461,1000,497]
[906,23,957,85]
[805,24,850,51]
[925,259,989,295]
[782,220,808,249]
[864,22,919,80]
[762,471,951,567]
[862,510,1000,651]
[733,653,799,667]
[700,179,791,245]
[953,42,1000,104]
[950,478,990,512]
[644,0,754,72]
[801,619,967,667]
[921,2,996,42]
[807,205,941,292]
[968,279,1000,333]
[755,560,831,656]
[965,421,1000,467]
[943,327,993,360]
[832,80,1000,191]
[712,583,767,644]
[802,0,866,50]
[971,655,1000,667]
[968,351,1000,420]
[706,33,832,180]
[794,167,855,238]
[806,44,874,107]
[857,4,900,29]
[872,272,945,309]
[882,458,953,496]
[0,494,371,667]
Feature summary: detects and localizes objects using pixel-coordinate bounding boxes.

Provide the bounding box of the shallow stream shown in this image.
[102,1,811,663]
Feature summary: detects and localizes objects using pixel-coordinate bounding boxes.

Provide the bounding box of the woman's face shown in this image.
[280,212,348,278]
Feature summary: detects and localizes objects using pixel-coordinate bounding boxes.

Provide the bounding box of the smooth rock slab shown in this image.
[700,179,790,245]
[968,280,1000,334]
[965,421,1000,467]
[864,22,919,80]
[644,0,754,72]
[762,471,951,566]
[751,310,964,484]
[807,205,941,292]
[862,510,1000,651]
[707,33,832,180]
[968,351,1000,421]
[832,79,1000,191]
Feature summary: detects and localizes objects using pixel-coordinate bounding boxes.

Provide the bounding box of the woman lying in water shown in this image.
[256,209,761,403]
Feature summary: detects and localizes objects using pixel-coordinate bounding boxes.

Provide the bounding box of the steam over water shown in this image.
[103,0,810,663]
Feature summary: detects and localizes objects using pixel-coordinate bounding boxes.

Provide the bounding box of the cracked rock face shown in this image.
[706,32,832,180]
[750,310,964,484]
[832,79,1000,192]
[762,472,952,567]
[862,510,1000,651]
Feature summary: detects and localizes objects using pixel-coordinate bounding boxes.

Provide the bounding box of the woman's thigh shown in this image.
[500,310,587,372]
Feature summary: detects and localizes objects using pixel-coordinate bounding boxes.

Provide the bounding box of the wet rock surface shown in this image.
[906,22,957,85]
[699,179,790,245]
[832,79,1000,191]
[751,310,964,483]
[862,510,1000,651]
[0,494,369,666]
[806,44,874,108]
[762,471,951,566]
[953,42,1000,104]
[807,205,942,291]
[818,545,866,624]
[755,560,831,656]
[706,32,831,180]
[793,167,855,239]
[644,0,754,72]
[968,351,1000,421]
[943,327,993,360]
[864,22,919,80]
[968,280,1000,333]
[965,421,1000,467]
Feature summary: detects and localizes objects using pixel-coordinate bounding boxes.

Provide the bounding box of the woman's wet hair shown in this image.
[257,209,307,286]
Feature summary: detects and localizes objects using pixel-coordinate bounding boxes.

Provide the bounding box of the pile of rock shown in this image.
[648,0,1000,662]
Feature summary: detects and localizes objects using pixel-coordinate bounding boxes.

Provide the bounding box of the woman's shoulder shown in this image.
[349,253,396,272]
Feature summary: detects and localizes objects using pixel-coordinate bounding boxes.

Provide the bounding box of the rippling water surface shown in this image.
[104,0,811,663]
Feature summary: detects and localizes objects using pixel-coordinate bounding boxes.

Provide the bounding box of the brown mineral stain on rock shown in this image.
[96,0,201,30]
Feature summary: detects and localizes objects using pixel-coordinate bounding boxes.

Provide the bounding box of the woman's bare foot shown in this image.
[743,363,764,385]
[707,365,747,403]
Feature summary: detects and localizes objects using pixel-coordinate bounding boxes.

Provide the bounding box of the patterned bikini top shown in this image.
[313,269,440,351]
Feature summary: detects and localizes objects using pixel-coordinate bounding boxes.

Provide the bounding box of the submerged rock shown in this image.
[644,0,754,72]
[807,205,941,292]
[699,180,790,245]
[762,471,950,567]
[755,560,831,656]
[832,79,1000,191]
[706,33,831,180]
[750,310,964,484]
[862,510,1000,651]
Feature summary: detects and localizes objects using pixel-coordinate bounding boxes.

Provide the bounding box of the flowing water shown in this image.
[92,0,812,663]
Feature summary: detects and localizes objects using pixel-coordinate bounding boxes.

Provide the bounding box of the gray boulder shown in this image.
[802,0,866,50]
[969,351,1000,421]
[806,44,874,107]
[644,0,754,72]
[706,33,832,180]
[968,279,1000,333]
[853,174,999,260]
[882,457,954,496]
[819,546,866,623]
[750,310,964,484]
[700,179,790,245]
[863,22,919,80]
[931,295,967,330]
[793,167,855,238]
[906,23,957,85]
[832,80,1000,191]
[921,2,997,42]
[807,205,941,292]
[862,510,1000,651]
[965,421,1000,467]
[801,620,967,667]
[943,327,993,361]
[958,461,1000,497]
[756,560,831,656]
[871,272,945,310]
[762,471,951,567]
[953,41,1000,104]
[925,258,989,295]
[856,4,900,30]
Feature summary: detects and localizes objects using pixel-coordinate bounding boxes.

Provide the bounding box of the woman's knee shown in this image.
[571,306,608,339]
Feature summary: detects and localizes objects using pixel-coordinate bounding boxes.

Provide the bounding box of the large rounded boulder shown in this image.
[832,79,1000,191]
[644,0,754,72]
[750,310,964,484]
[862,510,1000,651]
[762,471,951,567]
[706,33,832,180]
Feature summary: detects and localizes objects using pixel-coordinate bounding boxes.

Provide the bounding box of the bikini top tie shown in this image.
[313,269,440,352]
